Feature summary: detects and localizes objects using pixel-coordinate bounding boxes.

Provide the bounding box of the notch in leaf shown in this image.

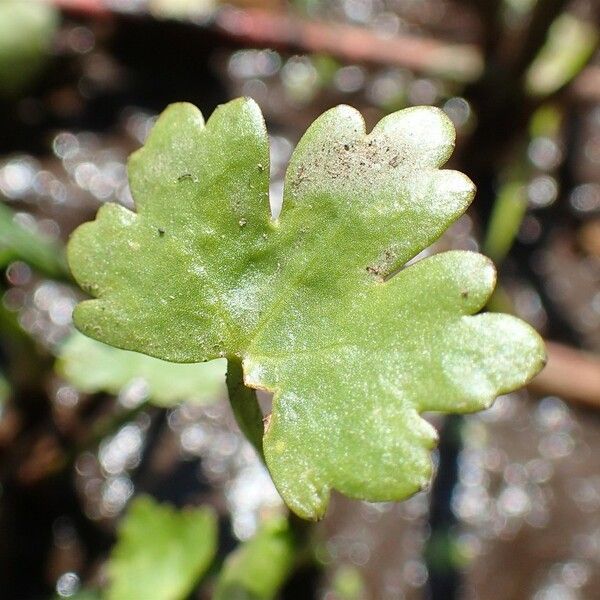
[68,97,545,520]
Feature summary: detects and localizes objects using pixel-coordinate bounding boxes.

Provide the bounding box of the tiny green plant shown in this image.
[67,98,545,520]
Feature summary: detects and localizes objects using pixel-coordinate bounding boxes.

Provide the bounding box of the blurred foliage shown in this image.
[57,331,226,407]
[331,565,366,600]
[107,496,217,600]
[529,103,563,138]
[59,591,102,600]
[424,530,469,574]
[148,0,216,20]
[0,0,58,97]
[0,202,69,279]
[526,14,598,97]
[484,180,528,264]
[214,517,297,600]
[485,104,563,265]
[0,370,9,405]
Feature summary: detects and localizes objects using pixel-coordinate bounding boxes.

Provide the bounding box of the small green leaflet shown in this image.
[57,331,225,407]
[68,98,545,519]
[107,496,217,600]
[214,517,296,600]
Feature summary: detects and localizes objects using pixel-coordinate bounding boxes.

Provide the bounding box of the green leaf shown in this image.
[57,331,225,407]
[0,202,69,279]
[526,14,598,98]
[68,98,545,519]
[0,370,10,406]
[0,0,58,97]
[214,517,297,600]
[483,180,527,264]
[331,565,366,600]
[107,496,217,600]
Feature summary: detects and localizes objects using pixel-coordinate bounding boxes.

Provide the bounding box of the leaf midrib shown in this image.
[242,211,349,361]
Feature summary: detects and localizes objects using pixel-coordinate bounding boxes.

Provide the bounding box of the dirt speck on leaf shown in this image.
[177,173,197,182]
[263,413,272,433]
[367,248,398,281]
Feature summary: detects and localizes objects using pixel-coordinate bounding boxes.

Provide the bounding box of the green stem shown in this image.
[483,179,527,264]
[226,357,265,458]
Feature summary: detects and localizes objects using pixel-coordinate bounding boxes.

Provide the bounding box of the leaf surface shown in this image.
[68,98,545,519]
[57,331,225,406]
[107,496,217,600]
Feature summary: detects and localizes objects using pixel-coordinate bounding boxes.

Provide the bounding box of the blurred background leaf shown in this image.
[0,0,58,97]
[57,331,226,407]
[107,496,217,600]
[214,517,297,600]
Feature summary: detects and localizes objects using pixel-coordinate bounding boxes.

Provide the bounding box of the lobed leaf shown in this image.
[68,98,545,519]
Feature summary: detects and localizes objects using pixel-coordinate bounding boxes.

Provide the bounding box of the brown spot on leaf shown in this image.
[263,413,272,433]
[292,164,307,188]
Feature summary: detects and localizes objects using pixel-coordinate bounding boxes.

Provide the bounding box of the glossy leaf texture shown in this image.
[107,496,217,600]
[57,331,225,407]
[68,98,545,519]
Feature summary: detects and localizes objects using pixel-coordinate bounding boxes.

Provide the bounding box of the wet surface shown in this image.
[2,2,600,599]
